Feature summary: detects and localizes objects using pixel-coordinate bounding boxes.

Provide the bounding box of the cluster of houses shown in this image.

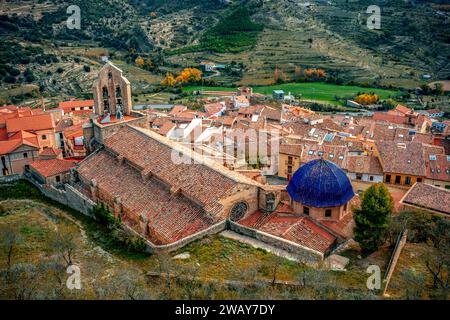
[0,100,92,184]
[0,62,449,261]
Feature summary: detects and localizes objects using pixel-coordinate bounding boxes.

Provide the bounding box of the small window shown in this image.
[437,169,441,173]
[42,135,47,140]
[23,152,28,158]
[395,175,401,184]
[55,175,61,183]
[318,151,324,157]
[386,174,391,183]
[303,206,310,215]
[329,153,334,158]
[338,155,344,160]
[405,176,411,185]
[407,159,412,164]
[308,150,314,155]
[429,154,437,161]
[325,209,332,217]
[369,176,374,181]
[417,178,423,182]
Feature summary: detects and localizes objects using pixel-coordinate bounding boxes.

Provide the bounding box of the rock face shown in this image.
[325,254,350,271]
[172,252,191,260]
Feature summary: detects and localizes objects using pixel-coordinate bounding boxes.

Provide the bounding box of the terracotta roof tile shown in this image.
[376,141,426,176]
[346,155,383,175]
[401,183,450,215]
[6,113,54,133]
[30,159,76,177]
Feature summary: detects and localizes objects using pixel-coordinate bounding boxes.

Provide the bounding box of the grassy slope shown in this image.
[184,83,401,105]
[0,181,372,299]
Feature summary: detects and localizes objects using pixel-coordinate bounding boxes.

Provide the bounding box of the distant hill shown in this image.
[0,0,449,102]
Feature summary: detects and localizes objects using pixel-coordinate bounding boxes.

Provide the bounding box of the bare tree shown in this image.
[0,226,22,269]
[48,230,77,267]
[3,263,39,300]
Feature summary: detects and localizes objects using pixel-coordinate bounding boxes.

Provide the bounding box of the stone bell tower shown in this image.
[92,62,132,118]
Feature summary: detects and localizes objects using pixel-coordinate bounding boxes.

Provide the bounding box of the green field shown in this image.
[183,82,402,105]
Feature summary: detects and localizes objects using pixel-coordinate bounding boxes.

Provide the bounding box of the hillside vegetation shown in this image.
[0,0,448,104]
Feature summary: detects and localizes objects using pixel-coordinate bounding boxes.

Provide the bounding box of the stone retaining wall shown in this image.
[0,174,23,183]
[228,220,323,264]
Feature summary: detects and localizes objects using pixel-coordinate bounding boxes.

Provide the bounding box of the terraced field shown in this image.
[184,82,402,105]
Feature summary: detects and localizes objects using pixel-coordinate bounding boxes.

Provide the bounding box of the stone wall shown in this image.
[228,220,323,265]
[25,176,95,218]
[122,220,228,254]
[0,174,23,183]
[383,229,408,296]
[65,184,96,217]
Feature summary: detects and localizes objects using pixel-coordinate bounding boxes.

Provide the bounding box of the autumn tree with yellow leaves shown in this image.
[160,73,176,87]
[135,56,145,67]
[175,68,202,84]
[355,93,379,105]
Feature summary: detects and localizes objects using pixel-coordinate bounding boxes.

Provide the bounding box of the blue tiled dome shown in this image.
[287,159,354,208]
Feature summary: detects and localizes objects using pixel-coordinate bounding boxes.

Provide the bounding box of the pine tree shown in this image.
[353,183,393,254]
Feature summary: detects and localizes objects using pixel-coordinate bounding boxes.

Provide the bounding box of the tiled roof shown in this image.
[395,104,413,115]
[169,105,187,115]
[158,121,176,136]
[39,147,62,157]
[240,212,336,254]
[425,154,450,182]
[0,106,33,125]
[260,106,281,122]
[0,130,39,155]
[81,125,257,214]
[346,155,383,175]
[279,144,302,156]
[401,183,450,215]
[301,144,348,168]
[30,159,76,177]
[58,100,94,111]
[6,113,54,133]
[63,123,84,139]
[376,141,426,176]
[204,103,225,116]
[238,105,264,115]
[77,150,216,244]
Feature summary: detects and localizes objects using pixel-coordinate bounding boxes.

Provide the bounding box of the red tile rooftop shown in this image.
[58,100,94,111]
[239,210,337,254]
[77,150,217,245]
[30,159,76,178]
[401,182,450,215]
[6,113,54,133]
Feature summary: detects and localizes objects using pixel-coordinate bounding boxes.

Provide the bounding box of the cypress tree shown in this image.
[353,183,393,253]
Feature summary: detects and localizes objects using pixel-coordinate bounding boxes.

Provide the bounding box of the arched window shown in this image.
[102,87,110,112]
[230,202,248,221]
